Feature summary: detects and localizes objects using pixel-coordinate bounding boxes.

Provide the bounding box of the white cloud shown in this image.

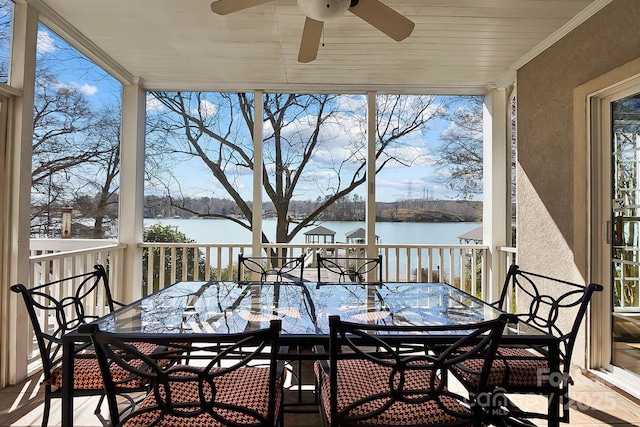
[77,83,98,96]
[378,145,435,169]
[186,99,218,117]
[199,99,218,117]
[275,109,364,167]
[37,30,56,54]
[51,81,99,97]
[146,96,165,112]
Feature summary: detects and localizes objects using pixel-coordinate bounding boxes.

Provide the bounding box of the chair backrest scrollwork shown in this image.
[324,314,509,426]
[238,254,305,283]
[11,264,116,378]
[81,319,283,427]
[495,264,603,368]
[316,253,382,283]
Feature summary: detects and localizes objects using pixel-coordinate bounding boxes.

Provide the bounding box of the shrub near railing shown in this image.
[139,243,251,294]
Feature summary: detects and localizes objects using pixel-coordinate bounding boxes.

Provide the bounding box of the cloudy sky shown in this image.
[38,24,473,204]
[145,92,462,203]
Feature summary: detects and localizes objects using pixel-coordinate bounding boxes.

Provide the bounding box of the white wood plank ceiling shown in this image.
[32,0,605,94]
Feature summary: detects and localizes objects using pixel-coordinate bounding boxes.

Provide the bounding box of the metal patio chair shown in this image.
[452,264,604,426]
[10,265,145,427]
[80,319,284,427]
[315,314,510,427]
[316,254,382,283]
[238,253,317,412]
[238,254,305,283]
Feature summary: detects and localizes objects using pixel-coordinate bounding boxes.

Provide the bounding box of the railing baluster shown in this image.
[159,246,167,290]
[147,246,155,295]
[170,247,177,285]
[205,246,211,281]
[427,247,433,282]
[393,247,400,282]
[192,247,199,281]
[227,247,234,280]
[404,247,411,282]
[180,245,188,281]
[448,248,455,288]
[215,247,222,280]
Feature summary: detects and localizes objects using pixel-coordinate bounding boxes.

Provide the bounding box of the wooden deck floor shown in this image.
[2,367,640,426]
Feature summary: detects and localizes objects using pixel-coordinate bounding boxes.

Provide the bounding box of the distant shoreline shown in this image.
[145,216,478,223]
[143,218,481,246]
[144,200,481,224]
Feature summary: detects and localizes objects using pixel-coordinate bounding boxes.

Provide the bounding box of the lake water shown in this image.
[143,218,481,246]
[143,218,482,279]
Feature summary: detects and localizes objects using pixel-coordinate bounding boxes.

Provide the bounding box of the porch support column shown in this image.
[3,2,38,385]
[483,88,509,301]
[365,92,377,274]
[119,81,146,302]
[252,91,263,260]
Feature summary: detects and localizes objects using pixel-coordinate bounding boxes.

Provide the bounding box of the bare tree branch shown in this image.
[146,92,448,245]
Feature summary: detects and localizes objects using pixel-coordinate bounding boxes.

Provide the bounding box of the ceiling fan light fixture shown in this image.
[297,0,350,22]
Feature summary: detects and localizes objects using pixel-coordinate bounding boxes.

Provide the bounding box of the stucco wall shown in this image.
[517,0,640,368]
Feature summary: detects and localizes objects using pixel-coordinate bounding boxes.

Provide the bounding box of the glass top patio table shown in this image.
[62,281,559,427]
[91,280,546,339]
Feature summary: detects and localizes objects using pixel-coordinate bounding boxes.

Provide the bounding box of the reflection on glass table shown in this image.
[62,280,559,427]
[97,281,539,338]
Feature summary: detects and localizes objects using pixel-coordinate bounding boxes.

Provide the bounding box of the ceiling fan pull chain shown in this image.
[322,28,325,47]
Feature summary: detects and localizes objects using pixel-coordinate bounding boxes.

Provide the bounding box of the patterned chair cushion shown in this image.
[314,359,471,426]
[122,366,283,427]
[453,346,552,388]
[49,342,163,390]
[50,356,147,390]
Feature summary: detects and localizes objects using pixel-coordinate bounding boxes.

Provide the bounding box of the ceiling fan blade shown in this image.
[210,0,274,15]
[298,17,324,63]
[349,0,414,41]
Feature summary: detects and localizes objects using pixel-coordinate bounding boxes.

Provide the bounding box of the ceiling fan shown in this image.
[210,0,415,63]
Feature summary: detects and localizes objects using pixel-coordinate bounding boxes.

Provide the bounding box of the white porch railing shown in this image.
[24,240,126,368]
[138,242,491,299]
[26,239,517,302]
[23,239,515,372]
[497,245,517,267]
[29,240,126,299]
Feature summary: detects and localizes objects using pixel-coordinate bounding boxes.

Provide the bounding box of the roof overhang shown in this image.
[29,0,610,94]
